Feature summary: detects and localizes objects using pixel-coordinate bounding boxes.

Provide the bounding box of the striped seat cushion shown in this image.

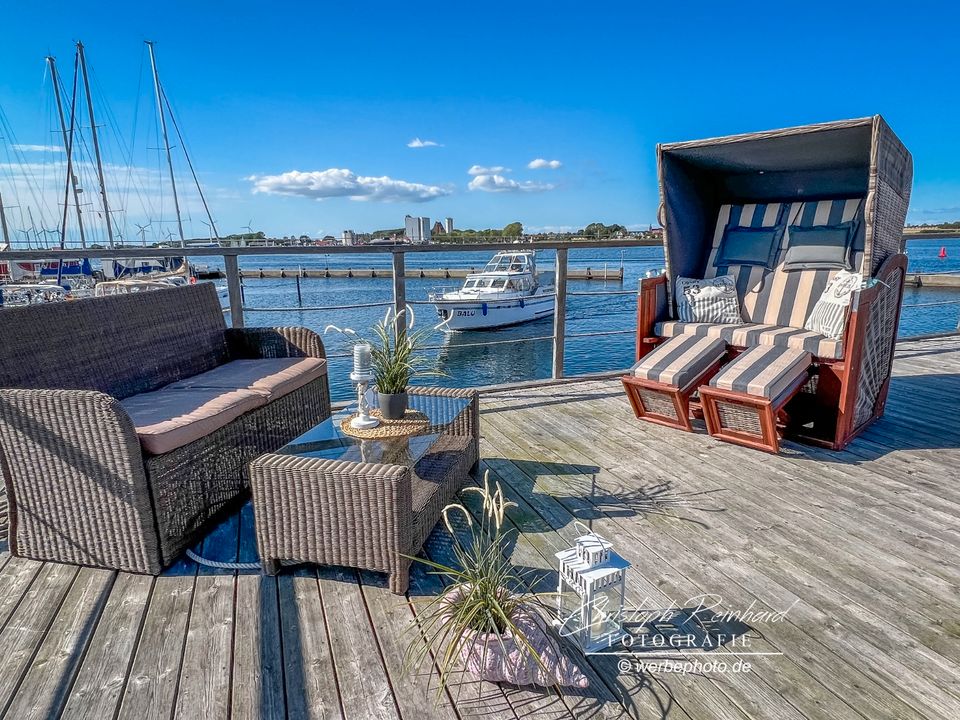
[709,345,811,400]
[704,198,865,329]
[631,335,727,390]
[656,320,843,359]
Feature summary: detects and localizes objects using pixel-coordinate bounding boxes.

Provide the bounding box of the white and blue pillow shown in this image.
[675,275,743,325]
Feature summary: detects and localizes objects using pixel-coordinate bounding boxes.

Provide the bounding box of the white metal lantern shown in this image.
[554,525,630,653]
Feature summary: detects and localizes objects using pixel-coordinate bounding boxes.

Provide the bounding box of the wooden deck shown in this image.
[1,336,959,719]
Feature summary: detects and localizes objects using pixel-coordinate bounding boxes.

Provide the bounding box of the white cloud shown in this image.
[528,158,562,170]
[249,168,450,203]
[407,137,442,148]
[467,174,555,193]
[11,144,63,153]
[467,164,510,176]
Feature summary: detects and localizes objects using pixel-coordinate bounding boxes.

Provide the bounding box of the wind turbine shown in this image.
[200,220,215,242]
[41,226,62,247]
[135,221,153,246]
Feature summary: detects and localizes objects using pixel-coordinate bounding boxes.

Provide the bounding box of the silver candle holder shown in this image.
[349,342,380,429]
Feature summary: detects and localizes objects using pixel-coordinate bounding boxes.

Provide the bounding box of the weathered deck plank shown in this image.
[60,572,153,720]
[4,567,114,719]
[0,336,957,719]
[230,503,285,720]
[173,513,241,720]
[278,569,343,719]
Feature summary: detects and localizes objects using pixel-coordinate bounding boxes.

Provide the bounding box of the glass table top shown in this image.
[276,392,470,468]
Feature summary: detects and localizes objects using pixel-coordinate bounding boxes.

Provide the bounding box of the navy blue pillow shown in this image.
[714,224,784,269]
[782,222,855,271]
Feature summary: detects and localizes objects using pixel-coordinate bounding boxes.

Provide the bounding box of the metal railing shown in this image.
[5,240,959,369]
[2,239,652,379]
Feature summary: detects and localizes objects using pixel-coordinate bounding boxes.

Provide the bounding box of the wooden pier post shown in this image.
[224,254,244,328]
[392,252,406,335]
[552,248,567,378]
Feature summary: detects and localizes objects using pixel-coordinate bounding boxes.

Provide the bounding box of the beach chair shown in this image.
[633,117,912,451]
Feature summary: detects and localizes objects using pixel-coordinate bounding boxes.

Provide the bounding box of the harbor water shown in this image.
[211,239,960,402]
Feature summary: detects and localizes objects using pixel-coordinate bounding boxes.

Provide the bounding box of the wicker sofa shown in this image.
[632,116,912,450]
[0,283,331,574]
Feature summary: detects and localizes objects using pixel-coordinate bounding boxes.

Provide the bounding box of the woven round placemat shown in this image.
[340,409,430,439]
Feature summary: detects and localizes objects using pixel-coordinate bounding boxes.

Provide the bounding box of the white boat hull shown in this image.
[435,294,555,330]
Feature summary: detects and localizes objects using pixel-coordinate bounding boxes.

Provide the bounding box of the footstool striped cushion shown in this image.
[700,344,812,453]
[622,335,728,432]
[631,335,727,390]
[709,345,811,399]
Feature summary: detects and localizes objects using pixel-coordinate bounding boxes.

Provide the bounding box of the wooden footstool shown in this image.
[700,345,811,453]
[622,335,728,431]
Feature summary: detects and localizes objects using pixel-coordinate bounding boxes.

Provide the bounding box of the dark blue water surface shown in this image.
[205,239,960,401]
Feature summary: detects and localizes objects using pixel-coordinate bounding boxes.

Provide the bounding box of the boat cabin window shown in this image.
[483,254,530,273]
[464,278,478,288]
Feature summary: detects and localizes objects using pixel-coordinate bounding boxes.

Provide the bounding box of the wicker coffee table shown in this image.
[249,386,479,593]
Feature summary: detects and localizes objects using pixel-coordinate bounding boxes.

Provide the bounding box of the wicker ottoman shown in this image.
[700,345,811,453]
[621,335,728,431]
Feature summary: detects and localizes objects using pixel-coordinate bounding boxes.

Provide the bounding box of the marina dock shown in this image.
[907,272,960,287]
[196,266,625,281]
[0,335,957,719]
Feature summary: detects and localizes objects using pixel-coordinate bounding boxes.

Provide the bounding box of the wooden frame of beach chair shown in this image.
[635,116,912,451]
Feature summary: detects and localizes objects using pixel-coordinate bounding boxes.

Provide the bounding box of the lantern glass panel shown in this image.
[585,579,626,651]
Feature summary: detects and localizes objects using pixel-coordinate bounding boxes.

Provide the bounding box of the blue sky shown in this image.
[1,1,958,244]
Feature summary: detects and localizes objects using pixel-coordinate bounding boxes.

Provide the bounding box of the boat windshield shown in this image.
[464,276,508,290]
[483,253,530,273]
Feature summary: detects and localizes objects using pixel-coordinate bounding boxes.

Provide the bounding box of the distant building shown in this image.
[404,215,432,243]
[341,229,356,246]
[431,220,445,236]
[445,217,454,234]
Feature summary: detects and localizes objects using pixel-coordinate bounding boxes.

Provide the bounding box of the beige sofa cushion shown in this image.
[121,387,267,455]
[167,358,327,400]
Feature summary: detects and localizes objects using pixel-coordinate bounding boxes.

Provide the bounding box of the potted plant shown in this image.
[369,306,437,419]
[326,305,443,420]
[405,471,588,692]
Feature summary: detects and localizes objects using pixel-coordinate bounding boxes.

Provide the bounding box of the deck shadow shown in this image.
[485,457,724,531]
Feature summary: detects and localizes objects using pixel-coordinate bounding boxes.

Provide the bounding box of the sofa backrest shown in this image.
[0,282,229,399]
[703,198,866,327]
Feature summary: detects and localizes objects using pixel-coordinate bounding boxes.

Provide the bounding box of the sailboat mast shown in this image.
[145,41,185,249]
[77,42,114,249]
[47,54,86,249]
[0,189,10,249]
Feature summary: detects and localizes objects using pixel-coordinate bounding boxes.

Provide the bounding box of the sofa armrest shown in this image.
[0,388,163,573]
[636,274,669,360]
[226,326,326,360]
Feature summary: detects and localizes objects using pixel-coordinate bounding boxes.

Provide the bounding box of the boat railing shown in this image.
[3,240,959,374]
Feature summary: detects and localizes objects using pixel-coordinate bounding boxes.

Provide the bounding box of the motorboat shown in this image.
[0,283,70,307]
[431,251,555,330]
